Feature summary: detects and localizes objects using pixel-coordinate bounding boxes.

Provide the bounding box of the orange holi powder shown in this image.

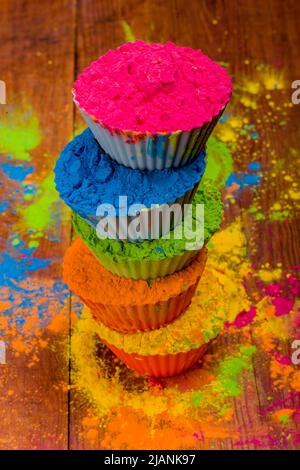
[63,237,207,306]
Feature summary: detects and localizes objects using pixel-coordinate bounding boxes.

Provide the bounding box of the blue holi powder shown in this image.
[0,252,51,288]
[226,172,261,190]
[2,162,33,181]
[23,184,36,195]
[250,132,259,140]
[55,129,207,220]
[242,173,261,185]
[14,316,26,326]
[226,161,262,190]
[0,202,9,213]
[248,161,261,171]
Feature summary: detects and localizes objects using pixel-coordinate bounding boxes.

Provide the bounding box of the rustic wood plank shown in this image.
[0,0,75,449]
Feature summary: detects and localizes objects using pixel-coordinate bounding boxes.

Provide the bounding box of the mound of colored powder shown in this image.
[73,40,232,133]
[83,261,250,356]
[54,129,206,216]
[63,237,207,305]
[73,181,223,261]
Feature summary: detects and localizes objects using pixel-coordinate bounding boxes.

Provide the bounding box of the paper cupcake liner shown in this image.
[77,104,224,170]
[81,280,199,333]
[102,340,209,377]
[85,245,200,280]
[80,183,199,242]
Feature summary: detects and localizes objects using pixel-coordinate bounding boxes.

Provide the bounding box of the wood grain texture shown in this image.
[0,0,300,450]
[0,0,75,449]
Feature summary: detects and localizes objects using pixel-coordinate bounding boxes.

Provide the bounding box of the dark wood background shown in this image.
[0,0,300,450]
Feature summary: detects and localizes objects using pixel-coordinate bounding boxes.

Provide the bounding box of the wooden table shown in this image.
[0,0,300,450]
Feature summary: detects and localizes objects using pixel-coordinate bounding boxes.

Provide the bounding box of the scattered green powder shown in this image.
[205,136,233,188]
[121,21,136,42]
[191,345,256,414]
[0,106,41,160]
[279,415,290,424]
[20,174,60,234]
[215,345,256,396]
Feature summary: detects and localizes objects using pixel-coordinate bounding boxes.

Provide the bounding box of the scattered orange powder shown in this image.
[63,237,207,305]
[47,311,68,333]
[272,409,295,423]
[100,408,235,450]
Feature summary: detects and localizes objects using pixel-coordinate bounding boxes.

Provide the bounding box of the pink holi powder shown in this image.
[233,439,263,447]
[272,297,294,316]
[73,40,232,133]
[225,306,257,329]
[274,352,292,365]
[265,283,282,296]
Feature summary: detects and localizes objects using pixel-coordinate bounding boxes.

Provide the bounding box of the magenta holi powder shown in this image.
[73,40,232,134]
[225,306,257,329]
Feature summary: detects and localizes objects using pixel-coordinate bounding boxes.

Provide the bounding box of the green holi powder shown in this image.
[204,136,233,188]
[270,210,289,221]
[21,174,59,233]
[214,345,256,396]
[249,203,290,221]
[191,345,256,412]
[28,240,39,248]
[121,21,136,42]
[279,414,290,424]
[191,391,204,406]
[248,204,265,220]
[218,61,229,68]
[0,108,41,161]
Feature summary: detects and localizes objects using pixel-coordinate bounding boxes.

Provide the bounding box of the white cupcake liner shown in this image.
[75,100,224,170]
[80,183,199,242]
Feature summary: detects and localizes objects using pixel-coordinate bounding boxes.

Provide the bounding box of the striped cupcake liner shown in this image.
[82,280,199,333]
[83,245,201,280]
[102,340,209,377]
[76,101,224,170]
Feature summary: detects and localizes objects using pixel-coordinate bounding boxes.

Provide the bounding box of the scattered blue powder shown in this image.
[2,162,33,182]
[226,171,261,189]
[248,161,261,171]
[54,129,206,217]
[0,202,8,213]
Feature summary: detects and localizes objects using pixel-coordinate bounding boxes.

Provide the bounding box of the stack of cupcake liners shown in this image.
[55,40,233,377]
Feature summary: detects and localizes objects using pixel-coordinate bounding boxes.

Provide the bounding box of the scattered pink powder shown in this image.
[272,297,294,317]
[73,40,232,133]
[225,306,257,329]
[274,352,292,365]
[265,283,283,296]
